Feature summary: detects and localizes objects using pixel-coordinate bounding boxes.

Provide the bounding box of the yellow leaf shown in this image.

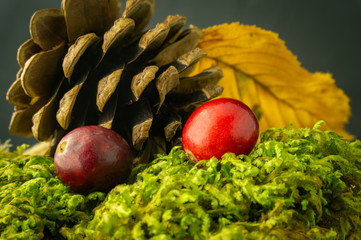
[190,22,352,139]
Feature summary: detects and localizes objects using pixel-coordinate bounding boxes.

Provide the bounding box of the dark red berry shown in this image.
[54,125,133,193]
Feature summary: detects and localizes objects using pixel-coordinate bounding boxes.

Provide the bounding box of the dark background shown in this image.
[1,0,360,148]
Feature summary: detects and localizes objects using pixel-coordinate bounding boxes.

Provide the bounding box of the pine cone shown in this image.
[6,0,223,163]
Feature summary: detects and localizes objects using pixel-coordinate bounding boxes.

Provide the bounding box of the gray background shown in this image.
[1,0,360,149]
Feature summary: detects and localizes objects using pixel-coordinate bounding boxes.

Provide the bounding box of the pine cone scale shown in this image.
[96,68,124,112]
[155,66,179,110]
[21,42,66,98]
[149,26,202,67]
[175,66,224,93]
[127,99,153,150]
[122,0,155,39]
[129,65,158,103]
[102,18,135,53]
[17,39,41,68]
[62,0,118,43]
[32,79,65,141]
[6,79,32,108]
[162,15,187,44]
[9,97,48,137]
[63,33,101,79]
[98,93,118,129]
[30,9,67,50]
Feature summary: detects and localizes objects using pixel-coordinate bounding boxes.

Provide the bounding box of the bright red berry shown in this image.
[54,125,133,193]
[182,98,259,163]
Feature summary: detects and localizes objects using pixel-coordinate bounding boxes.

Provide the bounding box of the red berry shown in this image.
[182,98,259,163]
[54,125,133,193]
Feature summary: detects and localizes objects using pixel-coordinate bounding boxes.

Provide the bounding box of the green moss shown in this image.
[2,121,361,239]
